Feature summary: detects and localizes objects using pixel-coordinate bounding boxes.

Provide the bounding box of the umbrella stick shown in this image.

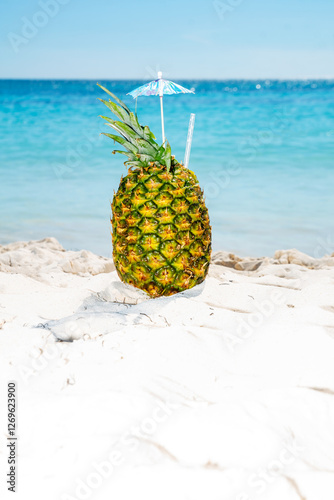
[184,113,195,168]
[160,95,165,146]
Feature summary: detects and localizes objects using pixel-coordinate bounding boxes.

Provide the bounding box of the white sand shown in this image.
[1,237,334,500]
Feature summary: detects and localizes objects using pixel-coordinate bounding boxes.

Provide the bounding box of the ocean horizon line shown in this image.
[1,77,334,82]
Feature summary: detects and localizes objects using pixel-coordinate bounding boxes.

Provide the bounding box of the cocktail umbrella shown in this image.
[127,72,194,146]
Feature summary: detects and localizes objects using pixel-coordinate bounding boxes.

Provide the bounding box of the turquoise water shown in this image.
[0,79,333,257]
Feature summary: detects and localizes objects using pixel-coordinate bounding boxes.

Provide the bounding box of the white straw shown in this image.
[183,113,195,168]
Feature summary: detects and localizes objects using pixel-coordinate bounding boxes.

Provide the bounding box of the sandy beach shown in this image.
[1,237,334,499]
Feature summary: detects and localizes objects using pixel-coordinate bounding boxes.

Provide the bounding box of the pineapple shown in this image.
[98,83,211,298]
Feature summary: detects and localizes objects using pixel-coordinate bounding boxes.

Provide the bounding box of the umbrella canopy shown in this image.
[127,72,194,145]
[128,74,194,98]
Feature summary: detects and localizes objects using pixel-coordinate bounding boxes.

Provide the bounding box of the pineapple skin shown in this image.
[112,161,211,298]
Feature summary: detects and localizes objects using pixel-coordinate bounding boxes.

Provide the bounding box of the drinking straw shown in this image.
[183,113,195,168]
[158,72,166,145]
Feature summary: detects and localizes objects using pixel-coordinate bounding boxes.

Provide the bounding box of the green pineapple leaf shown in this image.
[128,112,146,138]
[143,125,157,143]
[99,115,115,124]
[98,99,130,124]
[98,85,175,167]
[135,138,159,156]
[101,133,138,154]
[135,153,156,163]
[99,99,148,145]
[105,121,142,146]
[155,144,166,161]
[97,83,131,113]
[112,150,138,161]
[162,142,172,171]
[124,160,148,168]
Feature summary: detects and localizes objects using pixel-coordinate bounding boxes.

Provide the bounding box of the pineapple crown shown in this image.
[97,83,172,171]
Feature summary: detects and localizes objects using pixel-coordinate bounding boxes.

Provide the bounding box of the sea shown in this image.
[0,79,333,258]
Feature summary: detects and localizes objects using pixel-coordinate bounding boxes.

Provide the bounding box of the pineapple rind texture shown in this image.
[97,83,212,298]
[112,161,211,298]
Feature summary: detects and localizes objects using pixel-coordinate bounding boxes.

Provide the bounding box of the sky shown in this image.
[0,0,333,79]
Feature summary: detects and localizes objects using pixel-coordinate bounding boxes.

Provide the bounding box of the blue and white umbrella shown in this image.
[127,72,194,145]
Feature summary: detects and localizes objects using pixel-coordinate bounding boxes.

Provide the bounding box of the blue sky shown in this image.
[1,0,333,79]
